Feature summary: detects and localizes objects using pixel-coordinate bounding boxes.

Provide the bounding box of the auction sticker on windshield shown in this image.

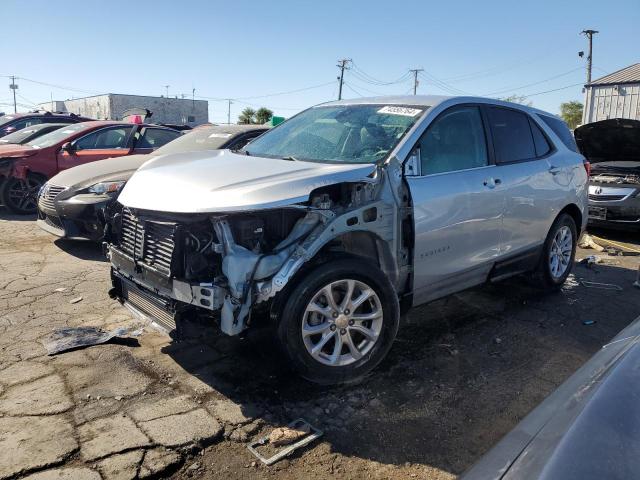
[377,106,423,117]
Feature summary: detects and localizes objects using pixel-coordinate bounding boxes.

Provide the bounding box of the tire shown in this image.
[538,213,577,290]
[1,175,45,214]
[276,256,400,385]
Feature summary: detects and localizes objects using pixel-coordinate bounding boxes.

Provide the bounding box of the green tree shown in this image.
[560,101,583,129]
[500,94,532,106]
[238,107,256,124]
[255,107,274,124]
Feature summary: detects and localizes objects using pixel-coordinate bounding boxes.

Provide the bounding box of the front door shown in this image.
[57,126,134,171]
[405,105,504,305]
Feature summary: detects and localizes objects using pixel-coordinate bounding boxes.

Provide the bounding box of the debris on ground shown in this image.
[268,424,311,447]
[248,419,322,465]
[582,320,597,326]
[579,234,605,252]
[580,280,623,291]
[70,296,83,304]
[41,326,138,355]
[54,287,67,292]
[580,255,603,266]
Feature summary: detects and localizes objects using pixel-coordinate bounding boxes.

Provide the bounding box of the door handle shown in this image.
[548,166,561,175]
[483,178,501,188]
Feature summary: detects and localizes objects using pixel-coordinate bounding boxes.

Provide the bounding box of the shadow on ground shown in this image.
[164,253,640,476]
[53,238,107,262]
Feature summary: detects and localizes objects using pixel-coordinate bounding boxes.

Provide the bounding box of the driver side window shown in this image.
[74,126,133,150]
[417,106,488,175]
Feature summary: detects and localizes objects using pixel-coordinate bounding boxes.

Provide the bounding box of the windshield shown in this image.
[26,124,86,149]
[152,126,259,155]
[0,127,41,144]
[244,104,426,164]
[0,115,17,127]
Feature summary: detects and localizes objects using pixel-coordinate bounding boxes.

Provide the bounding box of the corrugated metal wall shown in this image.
[583,83,640,124]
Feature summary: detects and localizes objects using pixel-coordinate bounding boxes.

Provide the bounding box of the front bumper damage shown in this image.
[37,192,113,241]
[107,164,406,337]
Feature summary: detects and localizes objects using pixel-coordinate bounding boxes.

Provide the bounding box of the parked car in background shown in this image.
[106,95,588,384]
[575,118,640,230]
[0,111,91,138]
[37,124,268,241]
[0,123,73,145]
[0,121,180,214]
[461,314,640,480]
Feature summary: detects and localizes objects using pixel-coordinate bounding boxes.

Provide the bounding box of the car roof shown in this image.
[322,95,556,118]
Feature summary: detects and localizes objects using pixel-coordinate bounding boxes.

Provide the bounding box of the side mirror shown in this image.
[404,148,421,176]
[61,142,75,153]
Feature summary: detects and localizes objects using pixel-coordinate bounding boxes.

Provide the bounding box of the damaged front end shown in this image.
[107,167,406,336]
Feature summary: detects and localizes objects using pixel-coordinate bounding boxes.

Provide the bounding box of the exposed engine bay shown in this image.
[106,166,411,336]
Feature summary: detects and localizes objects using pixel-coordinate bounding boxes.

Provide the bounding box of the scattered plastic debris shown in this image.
[582,320,596,326]
[53,287,67,293]
[580,255,602,266]
[268,424,311,447]
[248,419,322,465]
[69,296,83,304]
[578,234,605,252]
[580,280,623,291]
[41,326,135,355]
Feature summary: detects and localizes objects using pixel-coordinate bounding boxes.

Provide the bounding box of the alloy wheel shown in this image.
[7,178,42,212]
[549,225,573,279]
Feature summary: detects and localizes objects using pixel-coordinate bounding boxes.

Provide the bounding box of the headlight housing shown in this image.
[88,181,126,195]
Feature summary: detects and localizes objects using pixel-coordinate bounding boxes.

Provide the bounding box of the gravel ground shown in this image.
[1,209,639,479]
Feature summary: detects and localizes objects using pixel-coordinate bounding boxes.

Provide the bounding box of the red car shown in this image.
[0,121,181,214]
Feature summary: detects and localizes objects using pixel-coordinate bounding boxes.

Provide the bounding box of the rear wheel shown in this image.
[1,175,44,214]
[276,257,400,384]
[538,213,577,289]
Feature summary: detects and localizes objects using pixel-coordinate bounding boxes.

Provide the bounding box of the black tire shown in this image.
[1,175,45,214]
[276,256,400,385]
[538,213,577,290]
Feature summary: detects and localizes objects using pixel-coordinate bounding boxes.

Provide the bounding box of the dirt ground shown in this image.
[1,208,639,480]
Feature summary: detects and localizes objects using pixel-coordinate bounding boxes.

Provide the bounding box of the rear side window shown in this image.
[136,128,181,149]
[539,115,578,152]
[487,107,535,163]
[529,119,552,157]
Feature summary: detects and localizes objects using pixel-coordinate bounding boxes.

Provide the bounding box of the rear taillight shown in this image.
[583,160,591,177]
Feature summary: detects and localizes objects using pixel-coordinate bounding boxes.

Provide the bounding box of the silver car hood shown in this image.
[48,154,153,188]
[117,149,377,213]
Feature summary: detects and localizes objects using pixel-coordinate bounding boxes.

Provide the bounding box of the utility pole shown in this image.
[336,58,351,100]
[581,29,598,84]
[192,88,195,110]
[9,76,18,113]
[163,85,170,97]
[409,68,424,95]
[227,99,233,124]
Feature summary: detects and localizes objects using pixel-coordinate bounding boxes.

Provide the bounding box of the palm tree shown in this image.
[238,107,256,124]
[255,107,274,124]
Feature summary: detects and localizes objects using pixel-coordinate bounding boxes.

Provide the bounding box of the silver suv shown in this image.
[106,96,588,384]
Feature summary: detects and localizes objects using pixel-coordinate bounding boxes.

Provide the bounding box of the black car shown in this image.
[0,123,73,145]
[37,124,268,241]
[461,315,640,480]
[576,118,640,230]
[0,111,91,138]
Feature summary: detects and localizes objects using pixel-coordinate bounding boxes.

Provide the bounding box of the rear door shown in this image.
[132,127,181,154]
[57,125,135,171]
[405,104,504,304]
[484,106,558,254]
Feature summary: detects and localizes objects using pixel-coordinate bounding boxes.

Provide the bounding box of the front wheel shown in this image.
[276,257,400,385]
[538,213,577,289]
[1,175,45,214]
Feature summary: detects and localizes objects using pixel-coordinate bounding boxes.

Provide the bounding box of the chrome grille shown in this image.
[38,184,66,211]
[119,208,176,275]
[589,194,626,202]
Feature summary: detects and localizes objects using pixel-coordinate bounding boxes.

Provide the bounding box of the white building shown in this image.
[38,93,209,126]
[583,63,640,124]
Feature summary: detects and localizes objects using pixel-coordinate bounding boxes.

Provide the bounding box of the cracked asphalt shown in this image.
[1,209,639,480]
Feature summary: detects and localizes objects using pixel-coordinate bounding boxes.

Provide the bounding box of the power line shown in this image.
[481,67,584,96]
[519,82,584,98]
[350,62,412,85]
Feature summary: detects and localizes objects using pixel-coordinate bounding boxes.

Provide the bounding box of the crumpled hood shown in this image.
[48,154,152,189]
[0,144,38,159]
[118,149,377,213]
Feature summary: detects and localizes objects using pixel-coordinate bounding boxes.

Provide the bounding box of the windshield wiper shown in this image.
[281,156,298,161]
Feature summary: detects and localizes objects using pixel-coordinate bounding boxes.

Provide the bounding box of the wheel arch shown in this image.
[557,203,583,236]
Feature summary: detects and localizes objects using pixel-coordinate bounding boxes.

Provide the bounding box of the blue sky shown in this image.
[1,0,637,122]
